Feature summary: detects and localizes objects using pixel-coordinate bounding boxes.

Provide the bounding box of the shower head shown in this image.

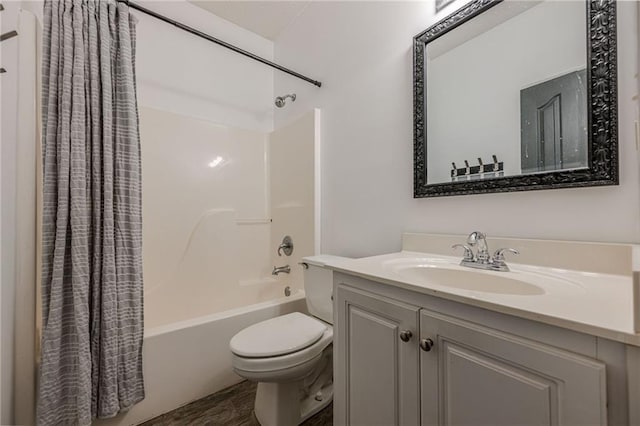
[275,93,296,108]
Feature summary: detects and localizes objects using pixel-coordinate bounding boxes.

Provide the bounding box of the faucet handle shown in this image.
[452,244,474,261]
[493,248,519,263]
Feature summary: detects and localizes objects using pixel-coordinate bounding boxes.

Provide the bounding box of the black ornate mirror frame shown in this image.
[413,0,618,198]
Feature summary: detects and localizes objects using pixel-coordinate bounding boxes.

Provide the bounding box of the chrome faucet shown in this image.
[467,231,490,263]
[272,265,291,275]
[453,232,519,272]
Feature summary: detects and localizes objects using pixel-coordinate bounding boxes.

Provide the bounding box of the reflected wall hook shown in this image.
[450,155,503,180]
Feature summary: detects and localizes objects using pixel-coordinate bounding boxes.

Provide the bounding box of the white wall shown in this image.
[427,1,586,182]
[274,0,640,258]
[135,0,274,132]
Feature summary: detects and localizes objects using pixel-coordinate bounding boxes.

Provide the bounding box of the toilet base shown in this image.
[300,382,333,423]
[254,381,333,426]
[253,347,333,426]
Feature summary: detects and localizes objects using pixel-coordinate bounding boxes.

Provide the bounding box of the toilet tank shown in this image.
[303,256,337,325]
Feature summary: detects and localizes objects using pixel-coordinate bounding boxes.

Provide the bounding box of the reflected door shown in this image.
[537,93,563,171]
[520,69,587,174]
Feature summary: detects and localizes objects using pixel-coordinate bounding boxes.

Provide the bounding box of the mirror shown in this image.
[413,0,618,198]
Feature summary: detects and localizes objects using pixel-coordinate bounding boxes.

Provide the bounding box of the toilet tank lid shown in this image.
[230,312,328,358]
[302,254,348,267]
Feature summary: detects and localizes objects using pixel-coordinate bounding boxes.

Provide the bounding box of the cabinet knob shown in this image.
[399,330,413,342]
[420,338,434,352]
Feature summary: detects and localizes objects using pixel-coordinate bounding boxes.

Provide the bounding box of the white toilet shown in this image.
[229,261,334,426]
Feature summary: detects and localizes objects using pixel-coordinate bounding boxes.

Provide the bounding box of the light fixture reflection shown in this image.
[208,156,224,168]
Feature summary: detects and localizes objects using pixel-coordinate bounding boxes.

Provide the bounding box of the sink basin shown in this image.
[392,265,545,295]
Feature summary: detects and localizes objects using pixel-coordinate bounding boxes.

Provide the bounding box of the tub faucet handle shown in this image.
[277,235,294,257]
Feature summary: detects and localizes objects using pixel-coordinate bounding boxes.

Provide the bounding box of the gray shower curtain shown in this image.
[37,0,144,424]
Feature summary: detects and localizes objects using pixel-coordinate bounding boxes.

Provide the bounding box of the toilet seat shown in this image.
[232,327,332,375]
[230,312,328,358]
[230,312,333,379]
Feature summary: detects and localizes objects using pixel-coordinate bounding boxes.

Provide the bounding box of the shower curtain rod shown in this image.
[118,0,322,88]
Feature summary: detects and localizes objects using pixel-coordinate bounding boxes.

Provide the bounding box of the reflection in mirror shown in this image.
[426,0,587,184]
[520,69,587,174]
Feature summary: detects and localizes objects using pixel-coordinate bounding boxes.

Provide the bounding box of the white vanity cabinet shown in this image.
[334,279,611,426]
[420,310,607,426]
[334,285,421,426]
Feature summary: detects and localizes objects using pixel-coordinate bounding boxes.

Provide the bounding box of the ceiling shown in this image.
[189,1,312,41]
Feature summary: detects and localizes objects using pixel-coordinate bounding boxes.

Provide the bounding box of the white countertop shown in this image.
[307,251,640,346]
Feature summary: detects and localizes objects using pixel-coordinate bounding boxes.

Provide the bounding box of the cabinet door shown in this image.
[420,309,607,426]
[335,285,420,426]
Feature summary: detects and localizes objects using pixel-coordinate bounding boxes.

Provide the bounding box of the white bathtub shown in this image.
[96,286,307,426]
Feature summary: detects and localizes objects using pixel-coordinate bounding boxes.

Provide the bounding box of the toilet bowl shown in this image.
[229,258,336,426]
[230,312,333,426]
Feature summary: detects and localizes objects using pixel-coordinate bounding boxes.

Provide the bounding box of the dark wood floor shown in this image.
[140,380,333,426]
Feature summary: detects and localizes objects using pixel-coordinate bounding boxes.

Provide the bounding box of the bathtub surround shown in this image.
[38,1,144,424]
[270,109,321,295]
[138,107,272,327]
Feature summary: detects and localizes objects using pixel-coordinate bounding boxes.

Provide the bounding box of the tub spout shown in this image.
[272,265,291,275]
